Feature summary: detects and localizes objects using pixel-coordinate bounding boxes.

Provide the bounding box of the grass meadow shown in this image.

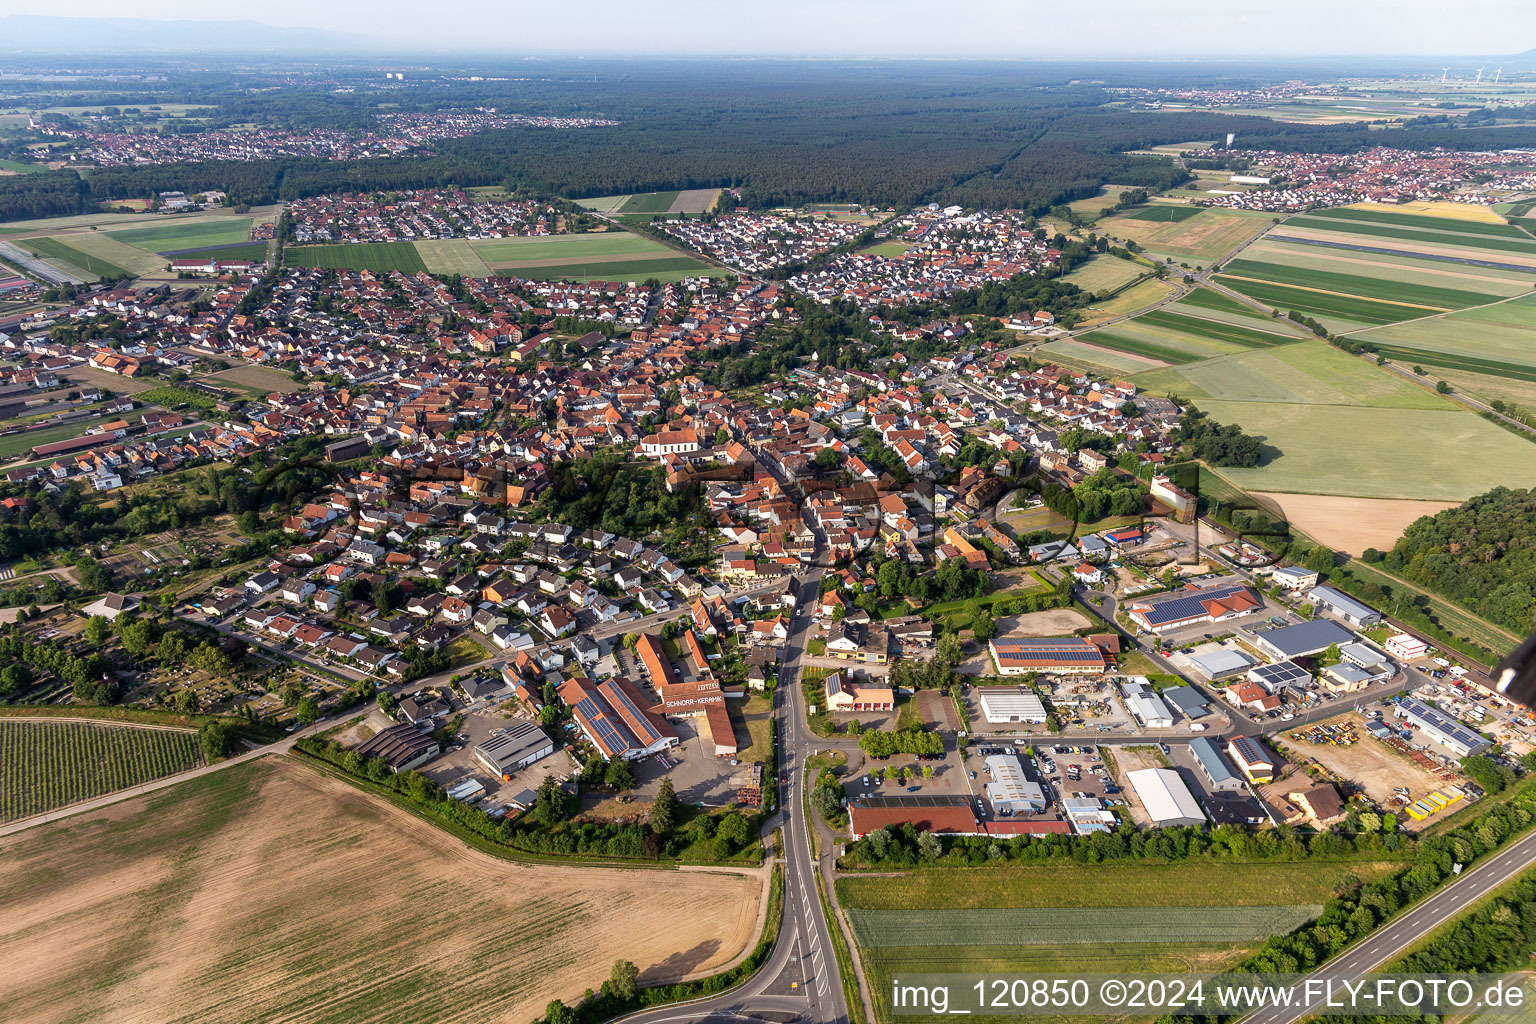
[108,216,252,253]
[283,242,427,274]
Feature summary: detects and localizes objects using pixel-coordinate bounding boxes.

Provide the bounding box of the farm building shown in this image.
[1126,768,1206,827]
[354,723,441,773]
[1385,634,1430,661]
[1161,685,1210,720]
[1125,583,1262,633]
[1309,586,1382,627]
[988,637,1106,675]
[1188,647,1255,681]
[1189,737,1246,793]
[1252,619,1353,661]
[472,720,555,779]
[1121,681,1174,729]
[1226,736,1277,784]
[1393,699,1490,758]
[983,754,1048,816]
[978,688,1048,724]
[824,671,894,712]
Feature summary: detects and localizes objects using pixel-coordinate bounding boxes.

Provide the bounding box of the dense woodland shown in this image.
[9,60,1536,222]
[1381,486,1536,634]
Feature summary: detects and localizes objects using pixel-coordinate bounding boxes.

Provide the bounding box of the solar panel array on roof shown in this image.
[599,679,664,747]
[1249,660,1311,690]
[575,694,631,758]
[855,794,973,809]
[990,638,1103,663]
[826,672,845,697]
[1132,584,1260,627]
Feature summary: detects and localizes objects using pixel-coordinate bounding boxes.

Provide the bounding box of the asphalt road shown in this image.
[1243,826,1536,1024]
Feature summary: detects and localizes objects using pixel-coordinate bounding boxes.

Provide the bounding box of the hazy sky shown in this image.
[11,1,1536,57]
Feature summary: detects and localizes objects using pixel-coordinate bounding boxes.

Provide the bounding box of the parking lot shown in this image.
[421,704,579,808]
[957,740,1122,825]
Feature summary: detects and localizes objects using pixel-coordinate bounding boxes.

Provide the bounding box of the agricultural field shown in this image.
[469,231,675,265]
[415,237,493,278]
[1343,292,1536,387]
[0,719,202,822]
[1035,338,1164,374]
[839,859,1401,1024]
[1075,276,1181,326]
[1063,183,1144,219]
[1247,492,1460,557]
[1133,341,1536,500]
[1096,206,1272,262]
[573,194,631,215]
[617,190,682,215]
[1061,254,1145,294]
[0,758,765,1024]
[1120,204,1202,223]
[283,241,427,274]
[107,216,252,254]
[175,241,269,263]
[1074,295,1299,366]
[16,235,128,281]
[36,231,166,277]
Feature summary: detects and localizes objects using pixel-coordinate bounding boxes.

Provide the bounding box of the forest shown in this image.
[1381,486,1536,635]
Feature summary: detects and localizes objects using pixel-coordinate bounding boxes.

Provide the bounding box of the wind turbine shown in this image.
[1494,66,1504,83]
[1440,67,1451,83]
[1475,67,1485,84]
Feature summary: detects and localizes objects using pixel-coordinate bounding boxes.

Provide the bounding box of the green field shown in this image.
[1074,328,1208,364]
[512,256,714,283]
[1304,205,1536,238]
[107,216,252,253]
[469,232,672,264]
[1344,293,1536,381]
[1241,237,1536,295]
[0,159,46,174]
[0,720,201,822]
[1034,338,1165,374]
[1121,204,1202,222]
[840,860,1399,1024]
[1061,254,1145,293]
[178,241,270,263]
[1130,341,1536,499]
[1213,274,1426,328]
[31,231,167,277]
[1283,215,1536,255]
[284,242,427,274]
[573,194,631,215]
[848,905,1320,947]
[617,191,682,215]
[415,238,492,278]
[1134,308,1297,348]
[20,235,130,280]
[863,240,914,257]
[1222,257,1501,310]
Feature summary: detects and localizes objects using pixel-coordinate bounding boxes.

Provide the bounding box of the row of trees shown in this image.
[1174,406,1267,468]
[858,723,945,758]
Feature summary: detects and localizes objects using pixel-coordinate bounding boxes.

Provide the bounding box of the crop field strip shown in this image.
[510,256,712,283]
[163,241,270,262]
[1120,204,1202,222]
[617,191,682,215]
[39,231,167,277]
[1221,257,1503,309]
[283,242,427,274]
[1253,235,1536,286]
[1134,308,1298,347]
[1306,206,1536,237]
[1212,275,1427,326]
[1282,215,1536,255]
[469,232,672,263]
[1074,328,1206,365]
[20,235,130,280]
[0,719,201,822]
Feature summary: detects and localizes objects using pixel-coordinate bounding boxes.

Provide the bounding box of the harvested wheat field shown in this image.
[0,758,763,1024]
[1252,492,1457,555]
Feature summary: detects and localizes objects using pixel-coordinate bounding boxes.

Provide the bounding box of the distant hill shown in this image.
[0,15,378,55]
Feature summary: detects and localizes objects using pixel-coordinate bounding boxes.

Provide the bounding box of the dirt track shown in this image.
[0,758,763,1024]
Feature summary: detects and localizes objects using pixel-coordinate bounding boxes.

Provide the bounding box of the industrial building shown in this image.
[472,720,555,779]
[1125,583,1263,633]
[1394,699,1490,758]
[1188,647,1255,681]
[1121,680,1174,728]
[1385,634,1430,661]
[1251,618,1354,661]
[978,687,1049,724]
[354,723,441,773]
[1063,797,1115,834]
[559,675,678,761]
[1126,767,1206,827]
[1161,685,1210,720]
[1226,736,1277,784]
[983,754,1048,815]
[988,636,1107,675]
[1308,586,1382,627]
[1189,737,1246,793]
[1247,659,1311,692]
